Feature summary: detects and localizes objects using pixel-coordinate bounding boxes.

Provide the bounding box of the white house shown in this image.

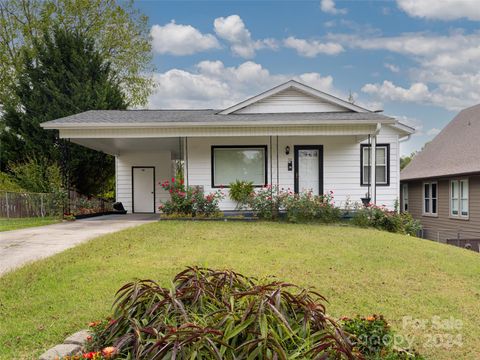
[41,80,414,213]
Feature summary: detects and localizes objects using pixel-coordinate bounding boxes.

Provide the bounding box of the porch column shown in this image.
[183,137,189,187]
[371,134,377,205]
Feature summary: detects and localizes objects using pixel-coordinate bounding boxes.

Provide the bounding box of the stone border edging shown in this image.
[39,330,90,360]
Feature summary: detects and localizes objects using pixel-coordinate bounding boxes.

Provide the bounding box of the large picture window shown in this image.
[450,179,469,218]
[211,146,267,187]
[360,144,390,186]
[423,182,437,216]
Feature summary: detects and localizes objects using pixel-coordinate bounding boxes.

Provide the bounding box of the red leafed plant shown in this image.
[87,266,360,359]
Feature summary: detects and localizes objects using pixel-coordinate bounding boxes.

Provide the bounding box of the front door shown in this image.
[132,167,155,213]
[294,146,323,195]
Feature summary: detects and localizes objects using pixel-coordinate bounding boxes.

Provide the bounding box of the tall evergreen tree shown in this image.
[0,27,127,195]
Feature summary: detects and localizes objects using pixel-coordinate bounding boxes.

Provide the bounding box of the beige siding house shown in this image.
[42,80,413,213]
[401,104,480,249]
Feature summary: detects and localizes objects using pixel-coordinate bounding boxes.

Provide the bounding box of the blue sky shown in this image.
[133,0,480,155]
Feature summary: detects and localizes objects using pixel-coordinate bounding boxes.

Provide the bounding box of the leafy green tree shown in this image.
[400,151,417,170]
[0,27,127,195]
[0,0,153,108]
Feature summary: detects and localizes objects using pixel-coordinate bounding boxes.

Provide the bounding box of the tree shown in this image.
[400,151,417,170]
[0,27,127,195]
[0,0,153,108]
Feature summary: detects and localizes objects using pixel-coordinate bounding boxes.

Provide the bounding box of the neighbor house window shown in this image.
[423,182,437,216]
[402,183,409,212]
[212,146,267,187]
[360,144,390,186]
[450,179,469,218]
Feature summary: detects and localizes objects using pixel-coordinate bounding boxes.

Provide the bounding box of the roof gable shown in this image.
[219,80,371,115]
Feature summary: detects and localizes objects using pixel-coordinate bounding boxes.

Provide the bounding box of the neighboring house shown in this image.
[41,80,413,213]
[401,104,480,248]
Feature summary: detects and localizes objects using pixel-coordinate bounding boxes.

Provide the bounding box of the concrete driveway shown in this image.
[0,214,158,276]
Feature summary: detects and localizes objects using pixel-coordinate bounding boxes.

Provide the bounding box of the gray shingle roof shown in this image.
[401,104,480,180]
[41,109,394,127]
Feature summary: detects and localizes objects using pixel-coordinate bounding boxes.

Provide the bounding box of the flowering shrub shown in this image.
[282,190,342,223]
[352,205,422,236]
[247,185,283,220]
[341,315,425,359]
[247,186,342,223]
[159,178,224,217]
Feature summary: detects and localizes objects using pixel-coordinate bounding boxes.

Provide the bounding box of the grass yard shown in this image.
[0,221,478,359]
[0,217,61,232]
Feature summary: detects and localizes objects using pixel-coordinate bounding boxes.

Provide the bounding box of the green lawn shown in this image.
[0,222,478,359]
[0,217,61,231]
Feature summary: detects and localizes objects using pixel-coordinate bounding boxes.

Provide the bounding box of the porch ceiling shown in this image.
[70,137,182,157]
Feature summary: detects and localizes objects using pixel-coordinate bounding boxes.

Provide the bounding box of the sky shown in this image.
[132,0,480,156]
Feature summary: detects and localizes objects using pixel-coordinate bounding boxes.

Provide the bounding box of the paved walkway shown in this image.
[0,214,158,276]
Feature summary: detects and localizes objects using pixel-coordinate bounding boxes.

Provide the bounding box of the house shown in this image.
[401,104,480,249]
[41,80,414,213]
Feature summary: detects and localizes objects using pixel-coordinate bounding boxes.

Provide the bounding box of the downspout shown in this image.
[371,123,382,205]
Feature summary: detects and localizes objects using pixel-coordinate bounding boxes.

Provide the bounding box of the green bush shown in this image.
[341,315,425,359]
[228,180,254,209]
[352,206,422,236]
[86,267,356,359]
[0,172,24,191]
[9,158,62,193]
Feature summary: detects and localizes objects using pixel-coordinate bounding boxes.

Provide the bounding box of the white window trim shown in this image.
[423,182,438,217]
[361,145,388,186]
[450,179,469,220]
[402,183,408,212]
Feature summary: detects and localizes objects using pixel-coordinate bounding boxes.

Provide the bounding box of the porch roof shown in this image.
[41,109,395,129]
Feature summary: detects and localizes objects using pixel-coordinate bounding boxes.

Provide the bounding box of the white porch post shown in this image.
[183,137,189,187]
[371,134,377,205]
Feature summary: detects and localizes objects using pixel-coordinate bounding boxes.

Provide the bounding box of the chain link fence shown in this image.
[0,190,114,218]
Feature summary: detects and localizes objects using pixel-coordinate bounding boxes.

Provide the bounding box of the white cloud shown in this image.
[150,21,220,55]
[213,15,277,58]
[427,128,441,136]
[329,31,480,110]
[397,0,480,21]
[148,60,336,109]
[362,81,430,102]
[283,36,344,57]
[320,0,347,15]
[384,63,400,73]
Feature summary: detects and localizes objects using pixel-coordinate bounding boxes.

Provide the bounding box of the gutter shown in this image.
[40,119,396,130]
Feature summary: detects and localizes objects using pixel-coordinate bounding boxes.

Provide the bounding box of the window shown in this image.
[402,183,408,212]
[360,144,390,186]
[212,146,267,187]
[450,179,469,218]
[423,182,437,216]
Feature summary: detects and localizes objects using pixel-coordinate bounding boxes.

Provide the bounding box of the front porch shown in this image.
[69,132,399,213]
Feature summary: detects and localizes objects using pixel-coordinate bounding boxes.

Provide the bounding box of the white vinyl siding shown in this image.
[185,125,400,210]
[115,152,172,213]
[235,88,349,113]
[450,179,469,218]
[423,182,437,216]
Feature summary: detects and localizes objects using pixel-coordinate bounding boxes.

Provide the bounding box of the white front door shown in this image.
[295,146,322,196]
[132,167,155,213]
